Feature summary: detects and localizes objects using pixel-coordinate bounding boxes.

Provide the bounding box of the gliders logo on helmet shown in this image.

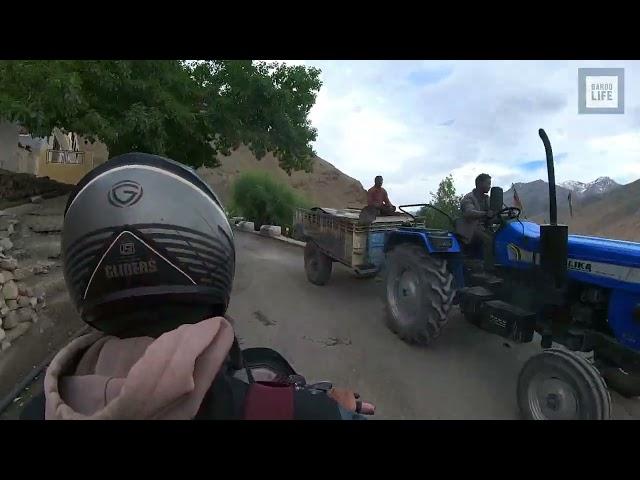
[108,180,144,208]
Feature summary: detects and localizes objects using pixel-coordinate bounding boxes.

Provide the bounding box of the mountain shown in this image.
[562,179,640,242]
[505,177,621,220]
[505,178,639,242]
[504,180,574,220]
[197,145,367,210]
[559,177,621,199]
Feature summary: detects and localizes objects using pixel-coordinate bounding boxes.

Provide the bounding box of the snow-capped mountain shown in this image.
[559,180,589,195]
[559,177,620,198]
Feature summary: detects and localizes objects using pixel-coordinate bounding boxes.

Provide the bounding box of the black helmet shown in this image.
[62,152,235,338]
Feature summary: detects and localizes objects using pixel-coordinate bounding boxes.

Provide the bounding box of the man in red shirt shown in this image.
[367,176,396,216]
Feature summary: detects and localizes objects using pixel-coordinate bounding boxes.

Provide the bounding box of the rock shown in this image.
[260,225,282,237]
[17,296,30,308]
[33,263,51,275]
[29,297,37,308]
[0,270,14,283]
[30,195,43,204]
[239,221,255,232]
[17,307,35,323]
[2,281,18,300]
[0,258,18,271]
[26,287,34,297]
[0,306,8,317]
[0,328,5,342]
[0,238,13,251]
[0,217,18,230]
[7,223,14,235]
[6,322,30,342]
[0,230,10,239]
[31,312,39,324]
[3,311,18,329]
[7,299,17,310]
[1,340,11,351]
[17,282,28,296]
[13,268,28,281]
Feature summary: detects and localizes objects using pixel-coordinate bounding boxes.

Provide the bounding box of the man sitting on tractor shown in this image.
[367,175,396,216]
[459,173,496,269]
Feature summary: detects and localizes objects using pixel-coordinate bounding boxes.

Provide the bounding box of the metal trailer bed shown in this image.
[295,207,424,273]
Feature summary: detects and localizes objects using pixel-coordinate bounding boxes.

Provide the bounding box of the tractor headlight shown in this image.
[429,236,453,251]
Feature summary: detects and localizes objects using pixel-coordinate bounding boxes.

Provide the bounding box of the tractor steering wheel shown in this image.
[492,207,521,219]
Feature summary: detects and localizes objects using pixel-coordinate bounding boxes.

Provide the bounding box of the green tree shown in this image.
[0,60,322,172]
[418,174,462,230]
[230,172,309,231]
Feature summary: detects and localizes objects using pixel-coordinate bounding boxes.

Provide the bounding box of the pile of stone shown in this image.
[0,213,46,352]
[0,256,45,352]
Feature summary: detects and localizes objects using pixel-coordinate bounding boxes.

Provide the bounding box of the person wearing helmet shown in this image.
[21,153,371,420]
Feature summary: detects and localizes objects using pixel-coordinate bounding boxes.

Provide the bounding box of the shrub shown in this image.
[230,172,309,231]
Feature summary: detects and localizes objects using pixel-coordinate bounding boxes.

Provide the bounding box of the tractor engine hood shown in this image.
[497,221,640,270]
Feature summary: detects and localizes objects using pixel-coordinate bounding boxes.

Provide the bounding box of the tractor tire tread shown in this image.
[384,244,455,346]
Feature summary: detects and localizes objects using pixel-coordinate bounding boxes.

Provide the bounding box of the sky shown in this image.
[274,60,640,206]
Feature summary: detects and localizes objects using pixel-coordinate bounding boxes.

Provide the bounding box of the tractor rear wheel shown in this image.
[304,241,332,286]
[384,244,455,346]
[517,348,611,420]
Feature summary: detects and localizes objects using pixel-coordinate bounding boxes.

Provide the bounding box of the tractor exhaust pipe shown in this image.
[537,129,568,288]
[538,129,558,225]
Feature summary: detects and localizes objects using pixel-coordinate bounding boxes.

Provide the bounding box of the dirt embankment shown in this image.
[0,169,74,210]
[198,146,367,210]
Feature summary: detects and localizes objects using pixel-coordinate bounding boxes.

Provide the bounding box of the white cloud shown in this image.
[269,60,640,205]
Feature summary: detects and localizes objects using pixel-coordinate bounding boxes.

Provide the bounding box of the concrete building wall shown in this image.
[0,123,109,185]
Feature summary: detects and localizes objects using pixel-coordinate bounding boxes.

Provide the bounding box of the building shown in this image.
[0,122,108,185]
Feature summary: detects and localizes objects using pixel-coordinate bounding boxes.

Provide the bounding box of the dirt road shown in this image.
[229,231,640,420]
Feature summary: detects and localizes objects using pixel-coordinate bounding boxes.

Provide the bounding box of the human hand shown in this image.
[328,387,375,415]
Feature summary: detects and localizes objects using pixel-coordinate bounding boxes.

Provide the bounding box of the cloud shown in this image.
[272,60,640,205]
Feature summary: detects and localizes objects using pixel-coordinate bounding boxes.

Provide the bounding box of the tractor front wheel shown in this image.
[304,241,333,286]
[384,244,455,346]
[517,348,611,420]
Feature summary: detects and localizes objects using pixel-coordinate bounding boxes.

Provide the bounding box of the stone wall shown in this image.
[0,214,46,352]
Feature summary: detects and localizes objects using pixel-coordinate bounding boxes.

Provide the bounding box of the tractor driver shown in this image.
[367,175,396,216]
[459,173,496,269]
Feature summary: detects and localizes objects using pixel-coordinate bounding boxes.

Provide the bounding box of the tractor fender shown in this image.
[384,230,462,254]
[385,230,464,288]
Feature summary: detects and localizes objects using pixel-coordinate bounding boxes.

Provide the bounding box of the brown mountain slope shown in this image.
[197,145,367,210]
[528,179,640,242]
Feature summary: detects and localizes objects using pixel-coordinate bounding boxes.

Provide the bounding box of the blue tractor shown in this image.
[300,129,640,419]
[381,129,640,419]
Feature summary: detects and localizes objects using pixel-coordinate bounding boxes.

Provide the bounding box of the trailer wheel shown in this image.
[518,348,611,420]
[384,244,454,346]
[304,241,332,286]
